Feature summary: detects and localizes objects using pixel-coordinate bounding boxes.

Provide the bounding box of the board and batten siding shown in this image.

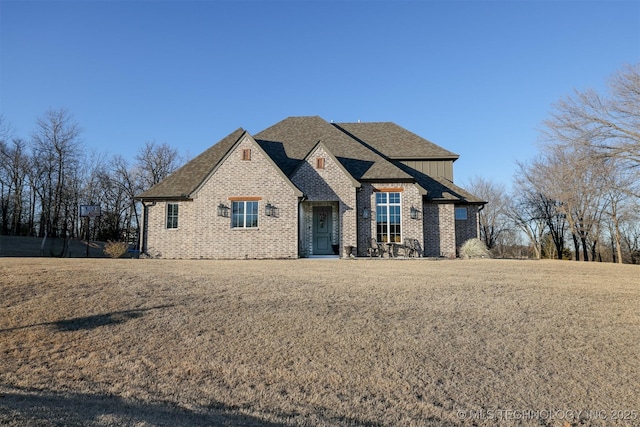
[399,160,454,181]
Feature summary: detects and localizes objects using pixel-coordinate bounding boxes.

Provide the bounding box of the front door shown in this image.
[313,206,333,255]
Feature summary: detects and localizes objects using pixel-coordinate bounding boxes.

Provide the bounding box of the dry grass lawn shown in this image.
[1,258,638,426]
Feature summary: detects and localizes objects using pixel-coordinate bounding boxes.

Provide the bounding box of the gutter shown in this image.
[134,195,193,202]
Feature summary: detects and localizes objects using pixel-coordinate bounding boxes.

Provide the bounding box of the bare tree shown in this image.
[1,111,184,245]
[538,145,608,261]
[0,117,32,236]
[599,158,637,263]
[525,108,621,263]
[0,138,30,235]
[0,116,14,234]
[539,65,640,261]
[620,207,640,264]
[513,159,569,259]
[506,189,546,260]
[31,108,82,237]
[94,166,128,241]
[465,176,510,255]
[514,64,640,263]
[135,141,182,190]
[73,151,109,241]
[103,155,144,242]
[544,64,640,170]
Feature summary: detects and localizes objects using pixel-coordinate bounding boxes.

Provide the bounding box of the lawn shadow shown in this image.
[0,384,456,427]
[54,308,148,332]
[0,305,175,333]
[0,385,288,426]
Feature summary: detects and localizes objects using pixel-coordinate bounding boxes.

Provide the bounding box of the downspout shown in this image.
[355,186,365,258]
[298,195,307,257]
[140,200,156,256]
[477,203,485,241]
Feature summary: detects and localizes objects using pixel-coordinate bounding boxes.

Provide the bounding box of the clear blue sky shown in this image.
[1,0,638,188]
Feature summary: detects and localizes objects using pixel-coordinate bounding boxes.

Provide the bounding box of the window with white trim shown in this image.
[376,192,401,243]
[232,201,259,228]
[166,203,179,229]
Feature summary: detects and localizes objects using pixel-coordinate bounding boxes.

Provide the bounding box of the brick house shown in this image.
[136,116,485,259]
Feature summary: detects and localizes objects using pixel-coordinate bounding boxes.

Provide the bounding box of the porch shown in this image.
[299,201,341,257]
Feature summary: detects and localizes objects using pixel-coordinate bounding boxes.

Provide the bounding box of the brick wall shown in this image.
[144,136,299,259]
[142,135,481,259]
[291,145,357,257]
[356,183,424,257]
[423,202,456,258]
[455,204,480,251]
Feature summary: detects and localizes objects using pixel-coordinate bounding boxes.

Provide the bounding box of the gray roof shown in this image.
[136,116,483,204]
[136,128,246,200]
[254,116,412,181]
[417,174,485,203]
[334,122,459,160]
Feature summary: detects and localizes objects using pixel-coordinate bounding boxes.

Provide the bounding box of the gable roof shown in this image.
[203,132,303,197]
[136,128,246,200]
[292,140,362,188]
[334,122,459,160]
[136,116,483,204]
[254,116,413,181]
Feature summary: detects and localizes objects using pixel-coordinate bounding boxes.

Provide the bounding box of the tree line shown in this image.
[469,64,640,263]
[2,64,638,262]
[0,108,183,245]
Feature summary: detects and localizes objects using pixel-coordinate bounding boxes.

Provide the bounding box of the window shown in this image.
[166,203,179,229]
[316,157,325,169]
[455,207,468,220]
[242,149,251,161]
[232,201,259,228]
[376,192,401,243]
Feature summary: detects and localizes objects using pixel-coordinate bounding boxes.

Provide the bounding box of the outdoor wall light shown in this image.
[265,202,277,217]
[410,206,420,220]
[362,208,370,219]
[217,203,230,217]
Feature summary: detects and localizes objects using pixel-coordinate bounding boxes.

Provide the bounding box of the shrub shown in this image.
[104,241,129,259]
[460,238,491,259]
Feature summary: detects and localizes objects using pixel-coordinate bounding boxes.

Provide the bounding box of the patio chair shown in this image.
[367,238,386,258]
[399,238,415,258]
[407,238,423,257]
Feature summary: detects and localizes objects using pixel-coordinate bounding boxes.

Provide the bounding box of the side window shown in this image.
[455,207,468,220]
[232,201,259,228]
[166,203,179,229]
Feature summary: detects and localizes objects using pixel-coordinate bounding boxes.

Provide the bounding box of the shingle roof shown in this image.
[136,116,483,204]
[418,174,485,203]
[136,128,245,200]
[254,116,413,181]
[334,122,459,160]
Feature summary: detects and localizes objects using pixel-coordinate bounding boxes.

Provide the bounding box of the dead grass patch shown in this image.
[0,258,638,426]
